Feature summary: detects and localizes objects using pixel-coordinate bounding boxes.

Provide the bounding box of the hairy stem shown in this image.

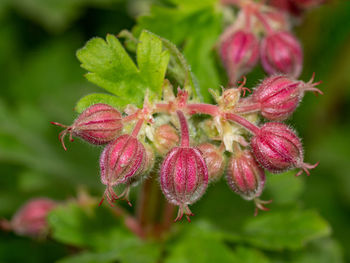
[176,110,190,147]
[225,112,260,134]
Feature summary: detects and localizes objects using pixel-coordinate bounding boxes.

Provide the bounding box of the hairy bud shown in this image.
[153,124,179,155]
[11,198,57,237]
[197,143,225,182]
[251,122,318,176]
[160,111,208,222]
[251,74,322,120]
[99,134,146,206]
[51,103,123,150]
[220,30,259,83]
[227,150,265,200]
[260,31,303,78]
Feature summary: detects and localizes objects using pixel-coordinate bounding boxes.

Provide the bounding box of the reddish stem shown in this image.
[176,110,190,147]
[123,112,140,122]
[131,119,144,137]
[186,103,220,116]
[254,10,273,34]
[234,101,261,114]
[225,113,260,134]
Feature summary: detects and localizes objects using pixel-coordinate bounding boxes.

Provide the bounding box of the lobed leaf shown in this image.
[134,0,223,102]
[76,30,169,110]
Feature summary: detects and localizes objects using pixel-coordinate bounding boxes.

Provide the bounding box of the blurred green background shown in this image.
[0,0,350,262]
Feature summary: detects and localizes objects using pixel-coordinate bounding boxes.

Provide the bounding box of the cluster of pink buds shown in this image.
[0,198,57,238]
[51,1,324,222]
[219,0,323,83]
[52,71,321,220]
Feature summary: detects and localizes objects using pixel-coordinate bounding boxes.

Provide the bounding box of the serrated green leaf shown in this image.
[76,31,169,108]
[243,210,331,251]
[134,0,223,102]
[75,93,126,113]
[137,31,170,95]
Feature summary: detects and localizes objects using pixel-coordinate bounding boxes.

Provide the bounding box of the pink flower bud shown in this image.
[226,150,265,201]
[260,31,303,78]
[11,198,57,237]
[99,134,146,206]
[250,74,322,120]
[251,122,318,176]
[220,30,259,83]
[160,111,208,222]
[51,103,123,150]
[153,124,179,155]
[197,143,225,182]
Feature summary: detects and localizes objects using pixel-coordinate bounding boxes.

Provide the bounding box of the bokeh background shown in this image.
[0,0,350,262]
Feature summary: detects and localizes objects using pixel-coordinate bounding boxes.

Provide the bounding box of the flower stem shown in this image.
[186,103,219,116]
[131,119,144,137]
[234,101,261,114]
[176,110,190,147]
[225,112,260,134]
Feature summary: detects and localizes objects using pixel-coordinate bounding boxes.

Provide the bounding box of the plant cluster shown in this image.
[47,0,324,225]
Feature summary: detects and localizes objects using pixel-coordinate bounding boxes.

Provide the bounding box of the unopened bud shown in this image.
[160,111,208,222]
[251,122,318,176]
[52,103,123,150]
[154,124,179,155]
[11,198,57,237]
[251,74,322,120]
[226,150,265,200]
[197,143,225,182]
[260,31,303,78]
[220,30,259,83]
[100,134,146,206]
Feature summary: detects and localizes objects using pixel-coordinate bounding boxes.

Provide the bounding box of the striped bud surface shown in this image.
[260,31,303,78]
[100,134,146,206]
[52,103,123,150]
[251,122,318,176]
[227,150,265,200]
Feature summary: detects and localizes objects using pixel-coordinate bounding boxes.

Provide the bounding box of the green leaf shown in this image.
[165,221,235,263]
[76,31,169,108]
[49,203,162,263]
[134,0,223,102]
[137,31,170,96]
[242,210,331,251]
